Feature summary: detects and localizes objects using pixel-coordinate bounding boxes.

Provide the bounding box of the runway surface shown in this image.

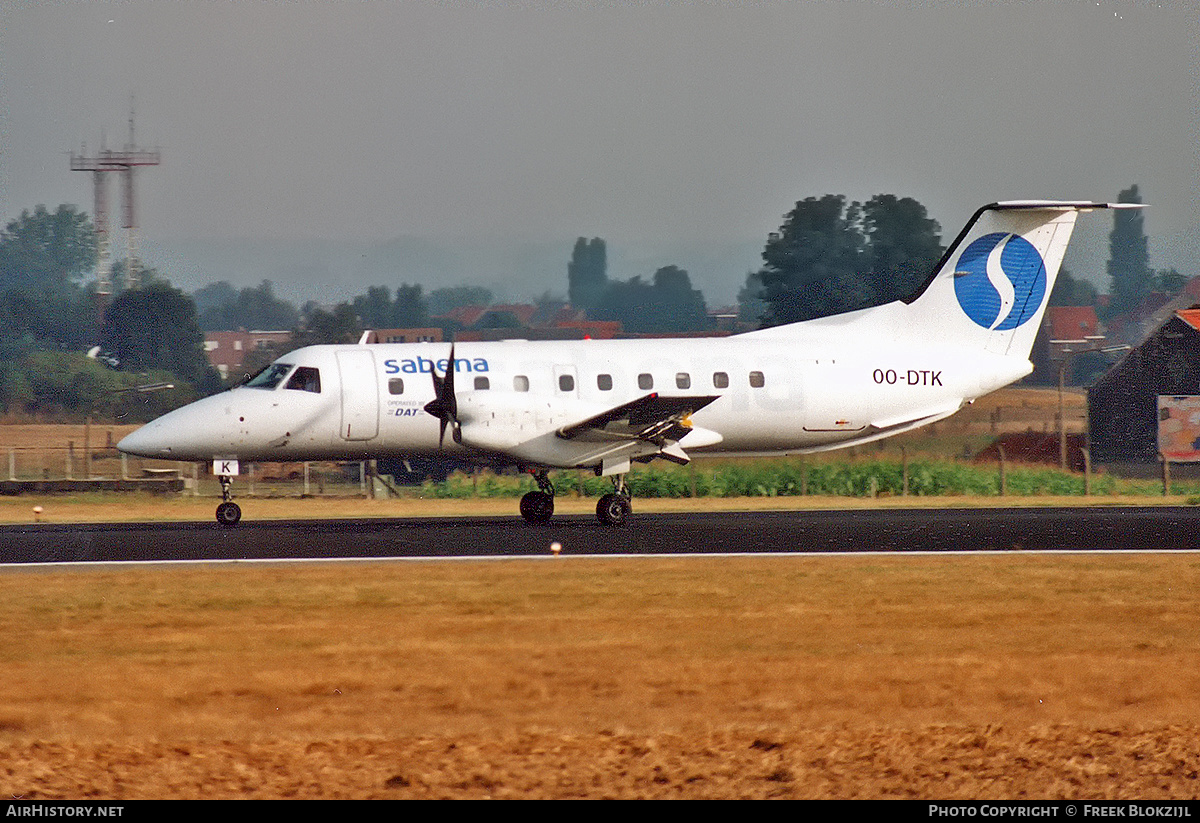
[1,507,1197,563]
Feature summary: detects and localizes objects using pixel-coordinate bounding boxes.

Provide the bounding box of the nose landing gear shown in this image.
[216,475,242,527]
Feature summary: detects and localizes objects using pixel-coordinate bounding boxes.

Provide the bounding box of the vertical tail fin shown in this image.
[905,201,1141,358]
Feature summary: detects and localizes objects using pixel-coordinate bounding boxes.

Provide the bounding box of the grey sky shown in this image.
[1,0,1196,306]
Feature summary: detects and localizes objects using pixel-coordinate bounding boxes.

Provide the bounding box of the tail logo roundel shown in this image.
[953,232,1047,330]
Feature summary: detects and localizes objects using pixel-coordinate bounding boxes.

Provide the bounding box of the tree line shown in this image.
[564,195,943,335]
[0,205,214,420]
[742,193,944,325]
[0,186,1175,420]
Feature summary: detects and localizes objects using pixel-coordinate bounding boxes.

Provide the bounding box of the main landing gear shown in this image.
[596,475,632,527]
[216,475,242,527]
[519,469,556,524]
[519,469,632,527]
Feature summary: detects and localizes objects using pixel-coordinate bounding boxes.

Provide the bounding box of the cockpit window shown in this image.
[285,366,322,393]
[244,363,293,389]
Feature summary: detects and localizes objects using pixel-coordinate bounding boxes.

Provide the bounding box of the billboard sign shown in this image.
[1158,395,1200,462]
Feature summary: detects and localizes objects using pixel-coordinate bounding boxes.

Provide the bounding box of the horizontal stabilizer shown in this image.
[991,200,1146,211]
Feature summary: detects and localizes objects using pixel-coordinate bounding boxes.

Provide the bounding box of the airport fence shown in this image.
[1,447,376,498]
[5,446,1200,501]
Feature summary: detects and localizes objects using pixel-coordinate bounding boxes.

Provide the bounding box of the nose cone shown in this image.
[118,416,179,458]
[118,393,233,461]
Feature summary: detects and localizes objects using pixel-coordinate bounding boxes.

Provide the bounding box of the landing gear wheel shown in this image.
[520,490,554,524]
[216,501,242,527]
[596,493,631,527]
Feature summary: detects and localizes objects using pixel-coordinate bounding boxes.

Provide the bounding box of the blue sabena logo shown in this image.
[953,233,1047,330]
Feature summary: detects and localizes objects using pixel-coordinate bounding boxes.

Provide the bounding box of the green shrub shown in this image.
[414,458,1200,500]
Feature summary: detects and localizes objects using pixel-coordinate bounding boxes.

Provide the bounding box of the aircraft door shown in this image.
[336,350,379,441]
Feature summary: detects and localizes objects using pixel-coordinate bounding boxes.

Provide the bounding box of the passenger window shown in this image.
[474,376,490,390]
[285,366,322,393]
[749,371,765,388]
[597,374,613,391]
[713,371,729,389]
[388,378,404,395]
[514,375,530,392]
[638,373,654,390]
[676,373,690,390]
[559,374,575,392]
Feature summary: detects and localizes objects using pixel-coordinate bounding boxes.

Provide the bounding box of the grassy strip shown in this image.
[2,458,1197,525]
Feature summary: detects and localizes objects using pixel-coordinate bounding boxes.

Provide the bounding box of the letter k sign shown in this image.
[214,459,240,477]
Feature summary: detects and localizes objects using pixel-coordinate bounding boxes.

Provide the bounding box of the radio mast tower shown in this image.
[69,109,161,305]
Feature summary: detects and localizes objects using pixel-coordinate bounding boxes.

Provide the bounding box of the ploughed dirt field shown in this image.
[2,554,1200,799]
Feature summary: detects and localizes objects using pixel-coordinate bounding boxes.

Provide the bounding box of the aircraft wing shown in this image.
[555,392,722,466]
[559,392,720,440]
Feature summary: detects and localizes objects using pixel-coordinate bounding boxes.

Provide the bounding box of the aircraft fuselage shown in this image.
[119,330,1021,469]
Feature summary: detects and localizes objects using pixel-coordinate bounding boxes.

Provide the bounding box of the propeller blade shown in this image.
[443,345,457,421]
[422,345,459,450]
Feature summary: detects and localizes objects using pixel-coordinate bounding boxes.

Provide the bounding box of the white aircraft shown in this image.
[119,200,1136,527]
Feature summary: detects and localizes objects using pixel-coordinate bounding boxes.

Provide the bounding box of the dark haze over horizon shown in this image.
[2,1,1195,307]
